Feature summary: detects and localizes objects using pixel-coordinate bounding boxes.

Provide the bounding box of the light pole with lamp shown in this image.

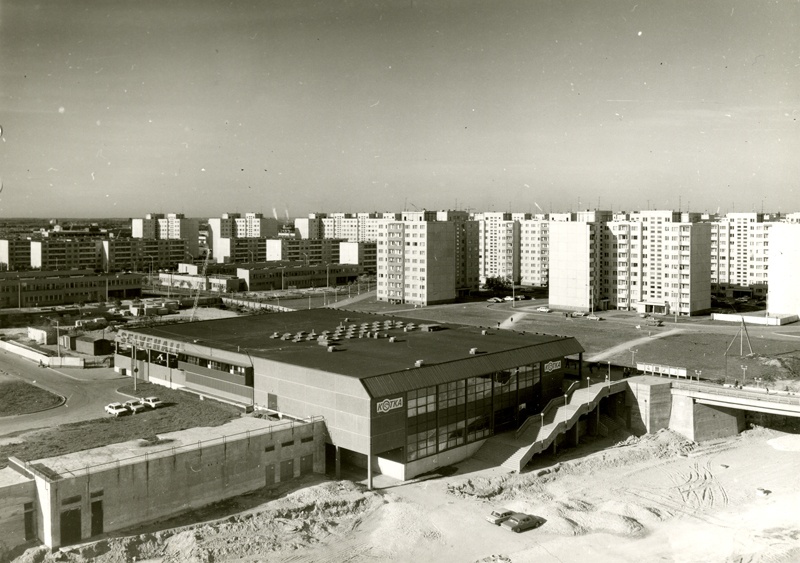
[740,365,748,386]
[563,394,568,426]
[630,348,638,368]
[694,369,702,382]
[607,360,611,383]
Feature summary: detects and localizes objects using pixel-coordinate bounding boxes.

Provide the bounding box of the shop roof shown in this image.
[117,309,584,393]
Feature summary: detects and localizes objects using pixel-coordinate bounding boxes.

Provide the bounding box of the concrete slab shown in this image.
[0,465,31,487]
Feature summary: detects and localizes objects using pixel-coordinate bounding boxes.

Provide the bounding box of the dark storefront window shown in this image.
[404,361,551,463]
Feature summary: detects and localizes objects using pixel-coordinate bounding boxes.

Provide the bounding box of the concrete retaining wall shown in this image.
[668,396,745,441]
[626,379,672,435]
[711,313,798,326]
[0,340,84,367]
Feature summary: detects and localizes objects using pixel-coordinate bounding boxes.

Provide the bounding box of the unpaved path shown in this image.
[586,328,685,362]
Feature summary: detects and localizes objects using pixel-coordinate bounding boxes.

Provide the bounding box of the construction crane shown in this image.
[190,251,210,322]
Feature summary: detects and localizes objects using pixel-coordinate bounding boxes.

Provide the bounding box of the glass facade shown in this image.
[406,362,541,462]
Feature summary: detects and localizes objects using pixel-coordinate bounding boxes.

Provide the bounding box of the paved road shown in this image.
[0,350,131,438]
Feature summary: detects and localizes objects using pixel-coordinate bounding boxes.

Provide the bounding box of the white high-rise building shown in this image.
[376,220,456,306]
[767,223,800,317]
[132,213,199,258]
[519,218,549,287]
[710,213,773,299]
[475,212,519,285]
[549,210,711,315]
[207,213,278,263]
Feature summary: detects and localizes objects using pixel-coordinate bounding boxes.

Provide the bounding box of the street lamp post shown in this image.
[630,348,638,367]
[563,394,568,425]
[740,365,748,386]
[694,369,702,382]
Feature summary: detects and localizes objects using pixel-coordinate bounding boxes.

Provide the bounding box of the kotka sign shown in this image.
[376,397,403,414]
[544,360,562,373]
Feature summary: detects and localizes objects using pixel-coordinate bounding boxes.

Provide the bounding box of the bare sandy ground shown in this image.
[18,426,800,563]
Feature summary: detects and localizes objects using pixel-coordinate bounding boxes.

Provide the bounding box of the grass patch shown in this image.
[0,382,241,467]
[0,381,63,416]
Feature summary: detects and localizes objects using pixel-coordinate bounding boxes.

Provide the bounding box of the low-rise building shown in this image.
[0,270,142,308]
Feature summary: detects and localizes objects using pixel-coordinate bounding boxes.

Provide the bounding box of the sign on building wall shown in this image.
[116,332,184,355]
[376,397,403,414]
[543,359,562,373]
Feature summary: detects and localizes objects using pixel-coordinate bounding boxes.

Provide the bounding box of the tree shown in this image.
[483,276,511,292]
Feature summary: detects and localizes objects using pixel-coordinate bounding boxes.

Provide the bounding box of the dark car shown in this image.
[500,513,545,533]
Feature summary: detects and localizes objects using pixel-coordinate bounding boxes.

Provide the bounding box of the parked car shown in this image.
[586,314,603,321]
[536,306,551,313]
[105,403,128,417]
[123,399,146,414]
[486,508,515,525]
[500,513,545,533]
[486,297,503,303]
[141,396,164,409]
[503,296,515,301]
[570,311,587,317]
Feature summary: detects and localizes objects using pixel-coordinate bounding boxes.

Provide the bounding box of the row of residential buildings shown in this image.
[2,210,799,316]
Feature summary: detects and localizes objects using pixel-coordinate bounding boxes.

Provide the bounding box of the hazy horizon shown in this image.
[1,0,798,218]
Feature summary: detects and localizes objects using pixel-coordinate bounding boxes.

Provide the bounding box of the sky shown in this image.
[0,0,798,218]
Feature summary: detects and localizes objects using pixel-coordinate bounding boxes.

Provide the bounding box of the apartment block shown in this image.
[132,213,199,257]
[99,239,189,272]
[767,223,800,317]
[207,213,279,262]
[710,213,773,299]
[265,238,344,265]
[519,218,549,287]
[475,213,519,285]
[609,211,711,316]
[0,270,142,308]
[339,241,377,273]
[548,221,603,312]
[30,239,101,271]
[0,239,32,271]
[377,220,456,306]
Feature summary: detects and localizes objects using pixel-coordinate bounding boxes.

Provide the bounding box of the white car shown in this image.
[570,311,587,318]
[503,296,515,301]
[124,399,146,414]
[141,396,164,409]
[586,314,603,321]
[105,402,128,417]
[536,306,551,313]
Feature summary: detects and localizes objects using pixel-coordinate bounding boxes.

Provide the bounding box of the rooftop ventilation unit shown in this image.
[389,336,396,343]
[327,346,337,352]
[481,330,487,336]
[414,359,424,367]
[469,347,478,355]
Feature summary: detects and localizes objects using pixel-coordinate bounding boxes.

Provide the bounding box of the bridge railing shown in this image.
[672,381,800,407]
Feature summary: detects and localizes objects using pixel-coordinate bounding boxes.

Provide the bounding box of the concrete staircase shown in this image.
[475,380,628,472]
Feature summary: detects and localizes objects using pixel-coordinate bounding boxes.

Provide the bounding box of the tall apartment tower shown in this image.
[547,211,611,312]
[548,220,605,312]
[207,213,279,263]
[132,213,199,258]
[376,220,456,306]
[767,223,800,316]
[475,213,520,285]
[436,210,480,296]
[519,217,549,287]
[608,210,711,315]
[711,213,773,299]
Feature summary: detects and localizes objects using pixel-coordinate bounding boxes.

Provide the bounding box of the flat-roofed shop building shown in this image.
[114,309,584,484]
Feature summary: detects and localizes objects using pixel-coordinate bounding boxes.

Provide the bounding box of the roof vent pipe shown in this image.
[469,347,478,355]
[414,359,424,367]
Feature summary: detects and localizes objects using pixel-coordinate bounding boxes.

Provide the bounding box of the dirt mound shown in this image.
[14,481,384,563]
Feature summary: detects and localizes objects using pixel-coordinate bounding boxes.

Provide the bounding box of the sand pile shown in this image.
[16,481,384,563]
